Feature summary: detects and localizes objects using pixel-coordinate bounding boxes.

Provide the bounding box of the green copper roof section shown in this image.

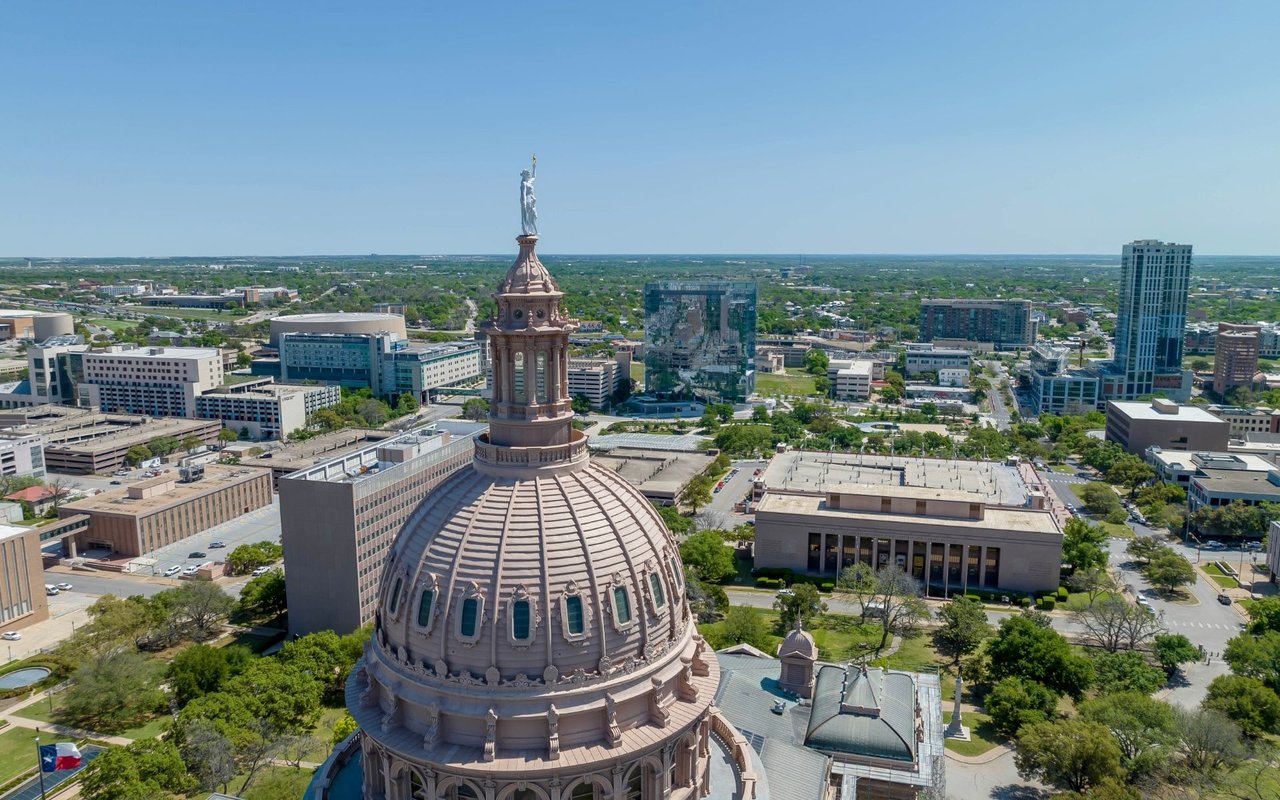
[803,665,917,763]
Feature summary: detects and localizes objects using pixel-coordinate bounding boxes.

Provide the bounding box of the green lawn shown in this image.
[942,710,1003,757]
[0,726,43,786]
[1203,562,1240,589]
[87,317,135,333]
[1050,464,1076,474]
[871,633,940,673]
[223,765,316,800]
[630,362,645,391]
[699,610,888,662]
[1097,521,1134,539]
[1060,590,1122,612]
[302,706,350,763]
[756,373,818,397]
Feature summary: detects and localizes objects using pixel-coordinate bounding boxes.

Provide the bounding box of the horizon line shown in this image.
[5,251,1280,261]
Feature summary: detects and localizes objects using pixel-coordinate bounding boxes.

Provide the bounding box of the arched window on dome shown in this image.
[648,572,666,611]
[507,586,537,645]
[459,598,480,638]
[416,588,436,630]
[669,557,684,590]
[565,596,585,635]
[610,584,635,630]
[388,576,405,617]
[624,766,643,800]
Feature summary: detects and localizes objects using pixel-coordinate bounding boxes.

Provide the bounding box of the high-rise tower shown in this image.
[1108,239,1192,400]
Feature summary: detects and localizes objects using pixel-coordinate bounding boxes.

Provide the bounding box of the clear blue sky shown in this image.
[3,2,1278,256]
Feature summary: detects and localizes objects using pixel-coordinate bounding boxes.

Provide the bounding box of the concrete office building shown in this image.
[59,464,273,557]
[268,312,407,348]
[0,434,45,481]
[239,428,399,487]
[81,346,224,418]
[1028,342,1102,415]
[0,516,88,630]
[1188,464,1280,513]
[918,299,1034,351]
[279,421,485,636]
[565,353,630,408]
[278,331,481,401]
[40,416,223,474]
[938,368,969,387]
[1146,448,1274,490]
[1101,240,1192,401]
[827,359,878,401]
[752,451,1061,595]
[902,343,972,376]
[1214,323,1261,396]
[194,383,342,440]
[1206,405,1279,438]
[1105,398,1230,455]
[643,280,757,403]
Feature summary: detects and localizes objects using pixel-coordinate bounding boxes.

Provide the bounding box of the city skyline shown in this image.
[4,2,1280,256]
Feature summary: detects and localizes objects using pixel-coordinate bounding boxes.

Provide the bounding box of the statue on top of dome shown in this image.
[520,156,538,236]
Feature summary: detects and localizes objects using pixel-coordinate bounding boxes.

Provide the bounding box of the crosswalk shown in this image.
[1164,619,1241,632]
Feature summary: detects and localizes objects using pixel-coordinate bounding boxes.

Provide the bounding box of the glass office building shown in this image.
[643,281,757,404]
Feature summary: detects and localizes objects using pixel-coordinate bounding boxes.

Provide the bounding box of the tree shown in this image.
[147,435,179,457]
[803,348,829,376]
[461,397,489,421]
[1191,499,1271,539]
[836,562,878,623]
[180,435,204,452]
[180,719,237,793]
[1072,596,1164,653]
[395,391,419,417]
[1203,675,1280,736]
[719,606,773,651]
[1092,650,1166,695]
[217,427,239,444]
[813,375,831,396]
[1246,595,1280,634]
[1152,633,1201,677]
[80,739,195,800]
[168,643,252,706]
[226,658,324,736]
[987,615,1094,700]
[1079,692,1179,781]
[773,583,827,629]
[933,597,992,665]
[1014,719,1124,794]
[869,566,927,650]
[1106,458,1155,497]
[279,630,362,699]
[225,540,283,575]
[1224,630,1280,692]
[1062,518,1109,573]
[1079,482,1122,517]
[332,711,359,745]
[678,531,736,583]
[236,569,286,619]
[985,676,1058,738]
[1145,549,1195,593]
[357,398,388,426]
[656,504,693,536]
[1176,707,1248,772]
[1125,536,1165,566]
[62,650,166,733]
[571,394,592,414]
[170,579,235,639]
[679,475,713,514]
[125,444,152,466]
[1067,566,1116,606]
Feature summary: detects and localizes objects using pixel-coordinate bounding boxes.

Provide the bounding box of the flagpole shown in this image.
[34,732,47,800]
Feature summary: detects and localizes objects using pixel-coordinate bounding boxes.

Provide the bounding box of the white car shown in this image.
[54,582,72,591]
[181,566,199,576]
[1,631,21,641]
[163,565,181,577]
[251,566,272,577]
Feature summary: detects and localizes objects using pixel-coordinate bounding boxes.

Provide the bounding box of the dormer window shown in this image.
[387,576,404,616]
[610,585,634,629]
[459,598,480,638]
[649,572,666,609]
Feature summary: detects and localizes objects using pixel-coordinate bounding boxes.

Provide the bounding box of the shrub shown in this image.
[755,577,784,589]
[819,582,835,593]
[1019,597,1032,608]
[1057,586,1069,601]
[752,567,793,580]
[1038,597,1056,611]
[964,593,982,603]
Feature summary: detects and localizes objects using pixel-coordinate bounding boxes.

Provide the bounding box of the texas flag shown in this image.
[39,743,82,772]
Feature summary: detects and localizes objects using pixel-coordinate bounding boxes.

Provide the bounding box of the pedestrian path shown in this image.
[1163,618,1241,632]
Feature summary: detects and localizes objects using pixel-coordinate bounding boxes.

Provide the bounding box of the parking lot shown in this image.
[134,497,281,577]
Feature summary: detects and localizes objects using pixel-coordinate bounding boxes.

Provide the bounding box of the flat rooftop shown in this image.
[42,416,217,454]
[240,428,398,473]
[756,490,1060,535]
[283,421,487,485]
[1149,450,1274,473]
[87,346,218,360]
[1109,400,1224,424]
[60,464,270,517]
[592,447,715,500]
[1192,469,1280,497]
[761,451,1032,506]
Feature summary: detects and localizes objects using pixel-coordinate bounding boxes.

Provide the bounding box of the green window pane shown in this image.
[417,590,434,627]
[566,595,584,634]
[388,577,403,614]
[512,600,531,640]
[614,587,631,624]
[460,598,479,637]
[649,573,665,607]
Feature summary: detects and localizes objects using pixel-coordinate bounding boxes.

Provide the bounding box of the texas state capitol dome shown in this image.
[345,220,735,800]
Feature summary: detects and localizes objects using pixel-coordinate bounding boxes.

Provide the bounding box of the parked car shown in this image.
[188,551,207,559]
[209,541,226,549]
[1217,593,1233,605]
[110,480,121,485]
[44,586,58,596]
[1203,540,1225,551]
[0,632,20,641]
[251,566,271,577]
[163,565,181,577]
[1076,472,1092,479]
[181,566,199,576]
[54,582,72,591]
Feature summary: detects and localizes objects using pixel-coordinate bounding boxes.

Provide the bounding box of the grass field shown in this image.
[13,697,168,740]
[871,633,940,673]
[87,317,135,333]
[630,362,645,392]
[755,373,818,397]
[699,610,889,662]
[1097,521,1134,539]
[1050,464,1076,474]
[1203,562,1241,589]
[942,710,1003,756]
[0,726,42,785]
